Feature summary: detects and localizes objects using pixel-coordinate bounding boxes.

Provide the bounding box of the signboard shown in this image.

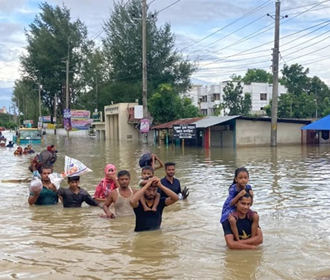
[134,105,143,119]
[41,116,56,123]
[70,110,92,130]
[63,108,72,131]
[172,124,197,139]
[140,119,150,133]
[92,111,100,122]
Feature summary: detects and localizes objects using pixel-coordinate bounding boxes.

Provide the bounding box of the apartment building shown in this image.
[183,82,287,116]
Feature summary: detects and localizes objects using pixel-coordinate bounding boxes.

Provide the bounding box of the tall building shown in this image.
[183,82,287,116]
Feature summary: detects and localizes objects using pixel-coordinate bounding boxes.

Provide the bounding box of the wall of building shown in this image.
[104,103,139,141]
[235,119,305,146]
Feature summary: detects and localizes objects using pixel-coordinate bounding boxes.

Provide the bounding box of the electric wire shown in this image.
[179,0,272,52]
[157,0,180,14]
[198,0,330,68]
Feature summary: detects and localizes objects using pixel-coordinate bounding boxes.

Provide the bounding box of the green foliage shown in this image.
[265,63,330,119]
[12,79,39,124]
[19,2,93,122]
[242,68,273,84]
[101,0,197,104]
[0,113,17,129]
[148,84,200,123]
[230,74,242,82]
[222,82,252,116]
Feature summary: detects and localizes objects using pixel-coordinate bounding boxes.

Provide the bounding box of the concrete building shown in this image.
[103,103,140,141]
[183,82,287,116]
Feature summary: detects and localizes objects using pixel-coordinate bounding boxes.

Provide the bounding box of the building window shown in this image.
[260,107,264,110]
[201,109,208,115]
[212,93,220,101]
[260,93,267,100]
[202,96,207,102]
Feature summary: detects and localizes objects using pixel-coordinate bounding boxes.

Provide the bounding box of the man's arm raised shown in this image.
[157,180,179,206]
[130,180,154,208]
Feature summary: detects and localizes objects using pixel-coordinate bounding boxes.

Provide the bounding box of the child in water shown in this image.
[220,167,259,241]
[138,166,160,211]
[94,164,119,203]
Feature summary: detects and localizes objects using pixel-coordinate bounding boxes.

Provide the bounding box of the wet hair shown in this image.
[164,162,175,168]
[40,167,53,173]
[229,167,249,189]
[142,165,154,173]
[118,170,130,178]
[68,176,80,182]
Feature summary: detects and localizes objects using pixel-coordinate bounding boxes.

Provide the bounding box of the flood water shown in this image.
[0,131,330,280]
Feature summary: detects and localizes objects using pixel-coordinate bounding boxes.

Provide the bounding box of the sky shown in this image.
[1,0,330,111]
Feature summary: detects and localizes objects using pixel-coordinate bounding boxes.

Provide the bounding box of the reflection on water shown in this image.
[0,132,330,279]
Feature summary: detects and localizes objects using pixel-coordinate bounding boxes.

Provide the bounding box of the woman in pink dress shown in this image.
[94,164,120,203]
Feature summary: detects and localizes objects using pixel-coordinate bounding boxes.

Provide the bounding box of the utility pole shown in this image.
[65,39,70,137]
[270,1,280,147]
[142,0,148,144]
[38,79,41,121]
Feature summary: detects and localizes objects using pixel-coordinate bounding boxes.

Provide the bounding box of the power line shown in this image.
[198,0,330,68]
[284,43,330,63]
[157,0,180,14]
[180,0,272,52]
[281,1,330,12]
[187,15,267,56]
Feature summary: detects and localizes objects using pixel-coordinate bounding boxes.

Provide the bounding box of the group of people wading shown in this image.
[28,150,263,249]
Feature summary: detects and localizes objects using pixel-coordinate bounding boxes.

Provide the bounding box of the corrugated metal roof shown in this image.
[151,117,204,129]
[192,116,240,128]
[301,115,330,130]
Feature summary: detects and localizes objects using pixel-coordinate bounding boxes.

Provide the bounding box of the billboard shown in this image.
[70,110,93,130]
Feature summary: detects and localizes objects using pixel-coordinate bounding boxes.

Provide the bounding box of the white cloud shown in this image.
[1,0,330,94]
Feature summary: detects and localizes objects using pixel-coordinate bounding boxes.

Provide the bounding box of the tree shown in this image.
[101,0,197,104]
[242,68,273,84]
[12,79,39,124]
[222,81,251,116]
[20,2,94,123]
[148,84,200,123]
[281,64,310,96]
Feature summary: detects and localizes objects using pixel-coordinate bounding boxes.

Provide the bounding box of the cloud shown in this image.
[1,0,330,92]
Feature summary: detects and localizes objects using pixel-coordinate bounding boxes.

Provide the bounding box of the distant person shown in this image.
[57,176,99,208]
[23,147,29,154]
[222,194,263,250]
[220,167,259,242]
[14,146,23,155]
[94,164,119,203]
[159,162,189,200]
[102,170,137,218]
[138,166,160,211]
[130,177,179,232]
[0,131,4,139]
[28,167,58,206]
[27,144,35,154]
[6,141,14,148]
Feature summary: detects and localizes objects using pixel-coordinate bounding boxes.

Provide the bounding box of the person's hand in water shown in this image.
[181,186,190,200]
